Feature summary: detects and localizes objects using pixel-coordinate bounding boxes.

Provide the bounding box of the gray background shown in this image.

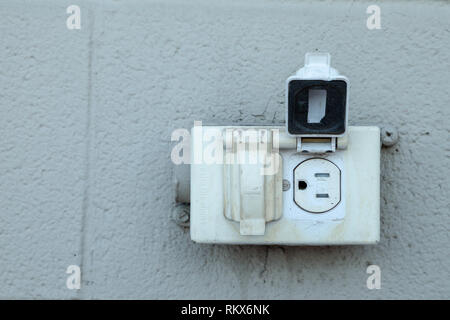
[0,0,449,299]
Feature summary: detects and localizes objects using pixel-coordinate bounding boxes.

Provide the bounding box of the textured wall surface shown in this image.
[0,0,449,299]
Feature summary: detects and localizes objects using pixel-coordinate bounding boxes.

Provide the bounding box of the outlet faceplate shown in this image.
[293,158,341,213]
[283,152,345,222]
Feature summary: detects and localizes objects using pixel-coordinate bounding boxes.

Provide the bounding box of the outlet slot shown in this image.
[298,180,307,190]
[316,193,329,198]
[315,173,330,178]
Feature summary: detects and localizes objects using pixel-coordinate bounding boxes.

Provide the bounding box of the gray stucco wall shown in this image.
[0,0,449,299]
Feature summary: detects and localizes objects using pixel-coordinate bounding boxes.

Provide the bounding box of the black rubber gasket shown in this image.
[287,80,347,135]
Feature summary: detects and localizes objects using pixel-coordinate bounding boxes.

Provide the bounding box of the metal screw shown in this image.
[172,203,190,227]
[381,126,399,147]
[282,179,291,191]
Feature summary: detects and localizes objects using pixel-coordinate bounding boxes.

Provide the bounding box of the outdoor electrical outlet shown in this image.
[293,158,341,214]
[189,53,380,245]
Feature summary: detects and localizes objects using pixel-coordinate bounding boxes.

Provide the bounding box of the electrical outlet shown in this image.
[188,53,380,245]
[282,150,345,222]
[293,158,341,213]
[190,125,379,245]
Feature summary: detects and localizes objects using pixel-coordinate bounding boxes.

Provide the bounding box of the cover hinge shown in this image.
[296,137,337,153]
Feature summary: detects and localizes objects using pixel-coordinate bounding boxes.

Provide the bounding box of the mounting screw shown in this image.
[380,126,399,147]
[172,203,190,227]
[282,179,291,191]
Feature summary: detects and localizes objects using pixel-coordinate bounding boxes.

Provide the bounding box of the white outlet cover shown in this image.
[190,126,380,245]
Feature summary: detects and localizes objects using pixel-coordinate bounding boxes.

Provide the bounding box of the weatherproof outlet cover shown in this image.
[190,126,380,245]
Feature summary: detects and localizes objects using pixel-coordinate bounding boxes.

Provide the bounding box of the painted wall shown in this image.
[0,0,448,299]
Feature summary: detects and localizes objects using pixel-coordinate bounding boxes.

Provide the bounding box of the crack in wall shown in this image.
[78,7,95,299]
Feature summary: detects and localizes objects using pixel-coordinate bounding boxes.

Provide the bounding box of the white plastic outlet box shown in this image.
[190,125,380,245]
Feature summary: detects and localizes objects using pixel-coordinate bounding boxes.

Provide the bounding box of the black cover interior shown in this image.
[287,80,347,135]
